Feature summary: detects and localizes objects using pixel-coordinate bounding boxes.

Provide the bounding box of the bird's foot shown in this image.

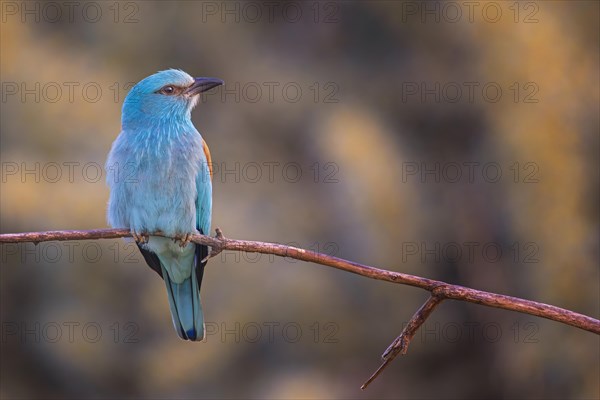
[173,233,192,248]
[131,230,149,244]
[200,228,225,263]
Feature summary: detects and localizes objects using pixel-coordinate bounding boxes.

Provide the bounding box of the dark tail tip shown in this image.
[185,329,197,341]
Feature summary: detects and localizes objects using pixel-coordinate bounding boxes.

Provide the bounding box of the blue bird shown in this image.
[105,69,223,341]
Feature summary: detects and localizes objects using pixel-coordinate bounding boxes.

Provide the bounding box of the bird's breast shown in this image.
[107,126,207,236]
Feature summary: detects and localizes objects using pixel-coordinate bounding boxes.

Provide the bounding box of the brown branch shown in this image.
[1,228,599,388]
[361,294,444,390]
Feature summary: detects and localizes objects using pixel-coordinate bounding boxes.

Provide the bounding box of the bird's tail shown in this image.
[160,262,204,341]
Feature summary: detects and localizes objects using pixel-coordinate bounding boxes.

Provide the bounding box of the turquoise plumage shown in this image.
[105,69,223,340]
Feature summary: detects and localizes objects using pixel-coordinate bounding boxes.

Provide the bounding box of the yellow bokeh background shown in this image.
[1,1,598,398]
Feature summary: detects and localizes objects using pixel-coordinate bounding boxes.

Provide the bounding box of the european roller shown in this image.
[105,69,223,341]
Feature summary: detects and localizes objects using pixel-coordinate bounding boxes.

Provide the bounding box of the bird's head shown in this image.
[122,69,223,128]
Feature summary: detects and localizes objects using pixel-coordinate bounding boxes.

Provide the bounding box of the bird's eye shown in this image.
[159,86,175,95]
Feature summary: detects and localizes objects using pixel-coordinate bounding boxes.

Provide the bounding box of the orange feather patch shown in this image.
[202,139,213,179]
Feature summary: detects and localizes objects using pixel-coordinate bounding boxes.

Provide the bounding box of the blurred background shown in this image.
[1,1,598,398]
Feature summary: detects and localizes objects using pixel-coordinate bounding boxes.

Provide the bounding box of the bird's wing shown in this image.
[137,244,163,278]
[194,138,213,287]
[202,138,214,180]
[197,138,213,236]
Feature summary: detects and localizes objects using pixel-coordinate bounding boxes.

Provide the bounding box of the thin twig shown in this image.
[1,228,599,389]
[361,294,444,390]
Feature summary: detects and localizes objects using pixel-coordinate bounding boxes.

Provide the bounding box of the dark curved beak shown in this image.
[185,77,224,96]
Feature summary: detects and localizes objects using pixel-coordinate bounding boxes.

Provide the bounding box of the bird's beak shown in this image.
[185,77,224,96]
